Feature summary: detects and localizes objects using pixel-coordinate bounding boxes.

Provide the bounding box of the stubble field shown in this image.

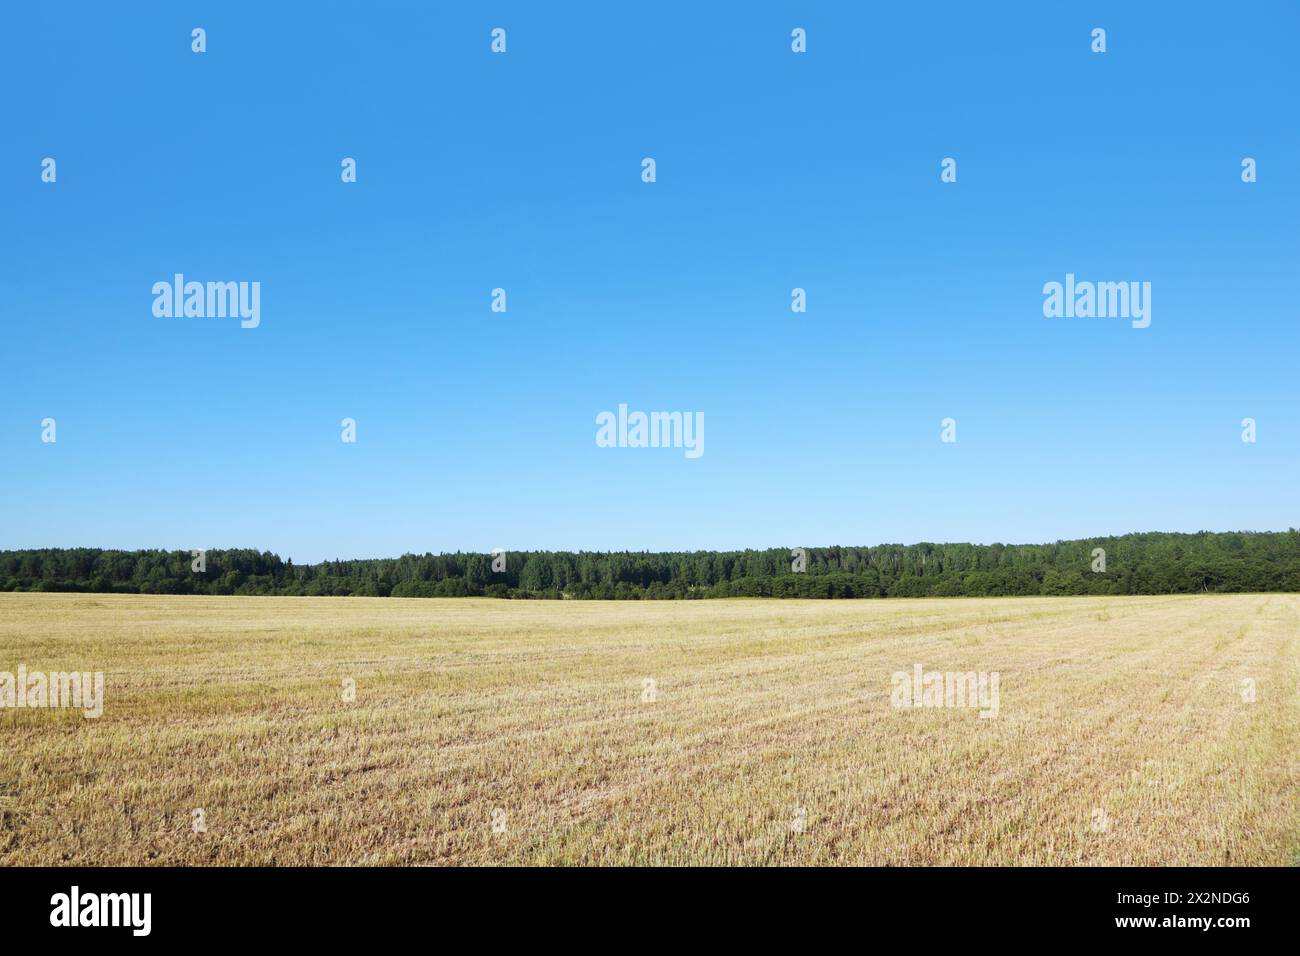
[1,592,1296,866]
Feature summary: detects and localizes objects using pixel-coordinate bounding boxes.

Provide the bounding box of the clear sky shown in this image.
[2,2,1296,563]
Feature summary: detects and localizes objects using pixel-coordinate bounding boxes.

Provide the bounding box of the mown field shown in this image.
[1,593,1296,866]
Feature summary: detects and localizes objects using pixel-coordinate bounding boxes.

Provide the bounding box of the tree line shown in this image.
[1,531,1296,599]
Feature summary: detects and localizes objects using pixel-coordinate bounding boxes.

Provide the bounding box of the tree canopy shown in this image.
[2,531,1297,599]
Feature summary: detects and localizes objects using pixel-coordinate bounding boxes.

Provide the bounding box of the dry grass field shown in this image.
[0,592,1296,866]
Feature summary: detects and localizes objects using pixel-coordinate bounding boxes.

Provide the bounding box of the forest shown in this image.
[1,531,1297,599]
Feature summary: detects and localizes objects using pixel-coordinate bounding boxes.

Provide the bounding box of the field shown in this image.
[1,592,1297,866]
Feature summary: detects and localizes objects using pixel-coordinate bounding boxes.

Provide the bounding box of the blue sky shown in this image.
[2,2,1296,563]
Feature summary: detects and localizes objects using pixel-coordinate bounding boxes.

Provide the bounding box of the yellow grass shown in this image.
[1,592,1296,866]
